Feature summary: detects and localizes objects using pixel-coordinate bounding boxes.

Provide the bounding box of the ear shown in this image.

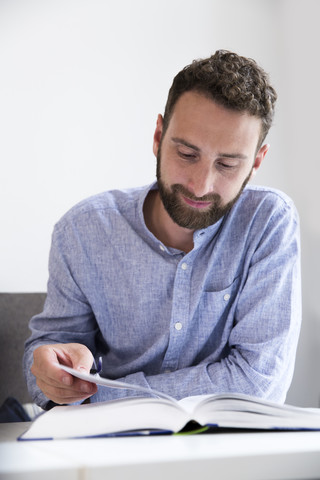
[250,143,270,179]
[153,114,163,157]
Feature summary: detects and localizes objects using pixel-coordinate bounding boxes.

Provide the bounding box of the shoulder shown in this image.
[238,185,298,221]
[224,185,300,241]
[54,185,148,233]
[242,185,295,207]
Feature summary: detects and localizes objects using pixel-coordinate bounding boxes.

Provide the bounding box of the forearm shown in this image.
[91,342,296,404]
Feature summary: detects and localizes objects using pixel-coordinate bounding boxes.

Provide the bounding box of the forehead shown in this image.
[166,91,262,153]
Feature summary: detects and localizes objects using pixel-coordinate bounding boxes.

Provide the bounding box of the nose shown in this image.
[187,165,215,198]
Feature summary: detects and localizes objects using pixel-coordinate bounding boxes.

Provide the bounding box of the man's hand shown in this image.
[31,343,98,404]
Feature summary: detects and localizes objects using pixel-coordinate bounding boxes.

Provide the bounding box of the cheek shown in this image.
[215,177,244,203]
[160,158,185,184]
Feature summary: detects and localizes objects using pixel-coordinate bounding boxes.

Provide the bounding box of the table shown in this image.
[1,422,320,479]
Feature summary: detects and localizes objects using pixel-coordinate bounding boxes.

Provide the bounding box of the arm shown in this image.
[23,224,100,408]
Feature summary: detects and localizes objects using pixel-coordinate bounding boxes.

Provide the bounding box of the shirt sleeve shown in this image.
[23,224,100,408]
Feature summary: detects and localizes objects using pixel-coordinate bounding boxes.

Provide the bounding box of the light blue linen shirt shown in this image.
[24,182,301,408]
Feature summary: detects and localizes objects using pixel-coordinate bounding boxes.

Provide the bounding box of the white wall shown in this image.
[0,0,319,406]
[274,0,320,408]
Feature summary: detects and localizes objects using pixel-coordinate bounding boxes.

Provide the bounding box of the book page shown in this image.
[178,395,214,414]
[20,397,189,439]
[58,364,177,403]
[180,393,320,430]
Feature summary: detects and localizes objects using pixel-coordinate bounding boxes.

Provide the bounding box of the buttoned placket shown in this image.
[155,229,212,374]
[161,255,193,373]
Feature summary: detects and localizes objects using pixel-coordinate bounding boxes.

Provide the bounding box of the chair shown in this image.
[0,293,46,405]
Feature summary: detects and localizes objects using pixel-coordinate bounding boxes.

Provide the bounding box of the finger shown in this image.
[31,345,66,385]
[37,376,98,405]
[53,344,98,391]
[31,343,99,404]
[41,385,97,405]
[54,343,95,373]
[32,343,94,387]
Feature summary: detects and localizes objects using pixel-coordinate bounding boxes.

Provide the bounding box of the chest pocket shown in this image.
[194,278,240,360]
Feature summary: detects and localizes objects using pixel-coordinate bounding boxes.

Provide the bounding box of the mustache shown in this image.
[171,184,222,203]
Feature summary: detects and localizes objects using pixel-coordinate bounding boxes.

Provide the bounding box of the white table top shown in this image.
[1,422,320,480]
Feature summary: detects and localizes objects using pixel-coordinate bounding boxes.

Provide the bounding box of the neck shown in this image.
[143,190,194,253]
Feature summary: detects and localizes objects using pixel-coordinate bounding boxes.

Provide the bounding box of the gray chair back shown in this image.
[0,293,46,404]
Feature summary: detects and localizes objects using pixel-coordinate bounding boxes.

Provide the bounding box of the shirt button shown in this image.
[181,262,188,270]
[159,244,165,251]
[224,294,230,301]
[175,322,183,331]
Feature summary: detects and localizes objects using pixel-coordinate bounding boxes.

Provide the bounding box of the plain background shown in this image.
[1,0,319,407]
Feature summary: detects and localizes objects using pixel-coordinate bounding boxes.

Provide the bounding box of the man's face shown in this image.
[153,91,268,230]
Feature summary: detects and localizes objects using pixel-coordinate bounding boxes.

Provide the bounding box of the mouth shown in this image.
[182,195,212,209]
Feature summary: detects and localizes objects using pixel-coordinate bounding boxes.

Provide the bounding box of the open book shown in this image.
[20,365,320,440]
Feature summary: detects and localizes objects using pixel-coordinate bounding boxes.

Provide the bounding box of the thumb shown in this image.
[54,343,94,374]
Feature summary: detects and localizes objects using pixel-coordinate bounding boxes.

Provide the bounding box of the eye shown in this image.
[178,150,197,162]
[218,162,233,168]
[216,161,237,170]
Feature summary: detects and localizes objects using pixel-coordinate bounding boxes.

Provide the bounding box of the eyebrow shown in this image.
[217,152,248,160]
[171,137,201,152]
[171,137,248,160]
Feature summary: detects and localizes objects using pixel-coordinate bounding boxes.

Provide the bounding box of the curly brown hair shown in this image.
[162,50,277,147]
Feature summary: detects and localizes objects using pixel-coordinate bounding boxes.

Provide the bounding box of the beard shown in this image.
[156,152,252,230]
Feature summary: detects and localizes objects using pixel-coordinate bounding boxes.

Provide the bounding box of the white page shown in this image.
[58,364,177,403]
[20,397,190,439]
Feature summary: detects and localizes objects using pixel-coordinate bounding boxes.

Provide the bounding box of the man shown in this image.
[24,50,301,409]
